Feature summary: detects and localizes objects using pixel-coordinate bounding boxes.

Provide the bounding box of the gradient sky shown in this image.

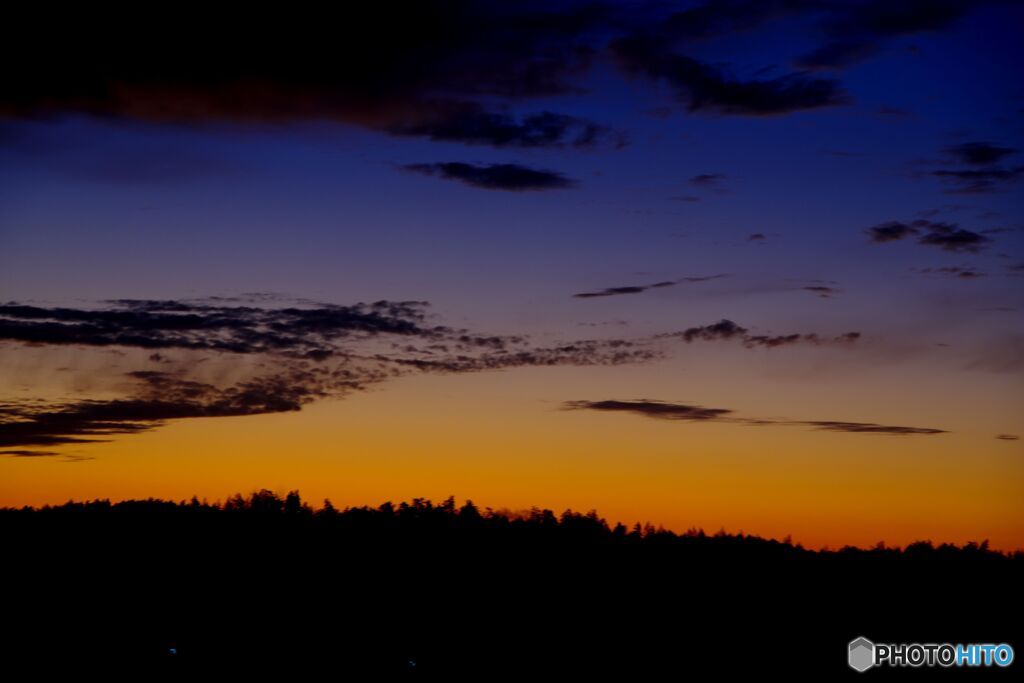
[1,1,1022,549]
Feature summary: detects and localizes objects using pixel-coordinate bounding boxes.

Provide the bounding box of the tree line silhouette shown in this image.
[3,489,1020,677]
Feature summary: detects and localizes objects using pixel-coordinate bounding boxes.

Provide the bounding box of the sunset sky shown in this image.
[1,1,1022,550]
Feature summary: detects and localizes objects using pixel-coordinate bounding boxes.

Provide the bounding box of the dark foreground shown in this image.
[3,491,1020,678]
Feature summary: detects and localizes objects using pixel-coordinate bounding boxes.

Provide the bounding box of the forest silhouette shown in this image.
[3,489,1020,677]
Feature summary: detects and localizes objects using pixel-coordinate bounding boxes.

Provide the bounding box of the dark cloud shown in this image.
[866,219,991,252]
[675,274,729,284]
[0,1,851,136]
[3,294,878,457]
[612,34,847,115]
[867,221,920,243]
[563,399,946,435]
[572,274,727,298]
[947,141,1018,165]
[0,296,665,455]
[748,233,767,241]
[0,370,330,450]
[689,173,727,186]
[402,162,575,191]
[796,0,983,69]
[916,266,985,279]
[677,319,860,348]
[796,40,881,70]
[681,319,749,343]
[828,0,978,36]
[659,0,817,41]
[573,282,676,299]
[801,421,945,435]
[932,166,1024,194]
[917,223,993,252]
[0,299,439,359]
[1,4,604,123]
[803,285,838,297]
[389,107,626,149]
[1,343,657,453]
[0,1,629,176]
[918,141,1024,193]
[564,399,732,421]
[2,0,993,149]
[0,298,661,368]
[387,339,658,374]
[994,434,1020,441]
[744,333,805,347]
[1,450,60,457]
[742,332,860,348]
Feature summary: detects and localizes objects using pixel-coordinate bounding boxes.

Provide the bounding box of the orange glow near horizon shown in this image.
[4,365,1022,551]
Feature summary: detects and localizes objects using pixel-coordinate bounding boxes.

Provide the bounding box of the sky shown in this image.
[1,0,1022,550]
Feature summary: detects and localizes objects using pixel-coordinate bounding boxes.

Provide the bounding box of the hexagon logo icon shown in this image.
[849,637,875,672]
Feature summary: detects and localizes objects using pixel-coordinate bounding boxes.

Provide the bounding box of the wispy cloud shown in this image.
[402,162,576,191]
[390,108,626,149]
[802,285,839,298]
[0,299,441,360]
[0,370,330,449]
[689,173,727,187]
[564,399,946,435]
[922,140,1024,194]
[932,167,1024,195]
[612,34,847,115]
[866,219,991,252]
[914,266,985,279]
[0,297,662,454]
[1,449,60,457]
[796,0,986,70]
[572,274,727,299]
[673,319,860,348]
[946,142,1018,166]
